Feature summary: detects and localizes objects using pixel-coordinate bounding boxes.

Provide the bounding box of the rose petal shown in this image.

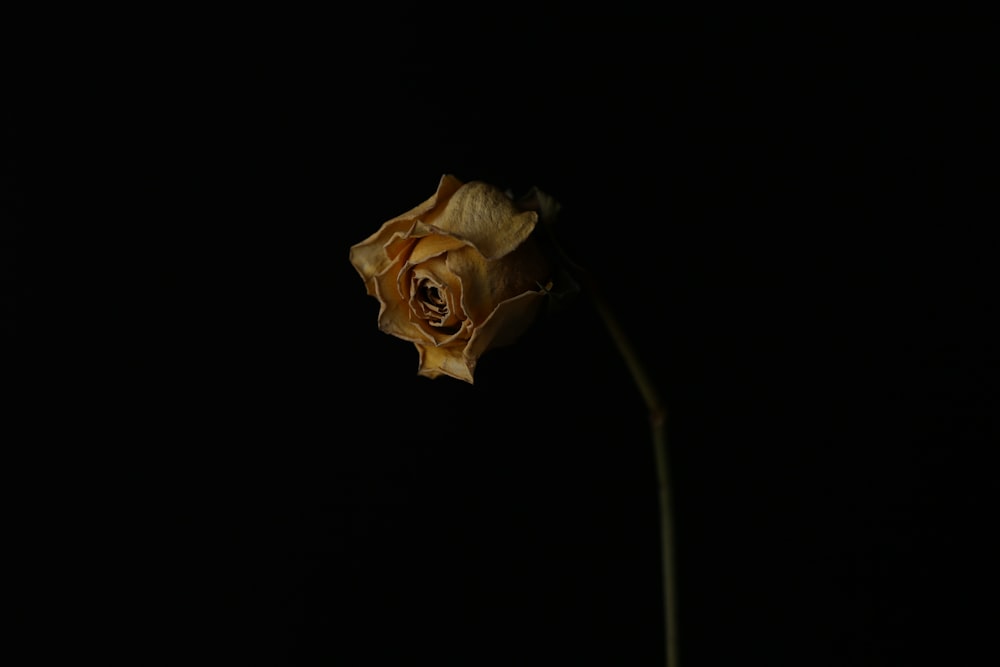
[446,240,549,325]
[429,182,539,260]
[407,233,467,265]
[382,221,422,263]
[349,174,464,288]
[417,343,475,383]
[351,174,553,383]
[407,257,466,342]
[463,289,547,364]
[372,249,428,345]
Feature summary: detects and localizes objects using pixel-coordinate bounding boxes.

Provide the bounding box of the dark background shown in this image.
[7,13,996,666]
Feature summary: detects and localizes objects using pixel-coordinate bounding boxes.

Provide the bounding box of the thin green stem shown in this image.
[586,278,678,667]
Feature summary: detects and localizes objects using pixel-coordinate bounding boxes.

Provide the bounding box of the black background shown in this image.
[7,13,996,666]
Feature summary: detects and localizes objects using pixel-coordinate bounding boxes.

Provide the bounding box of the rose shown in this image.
[349,174,551,383]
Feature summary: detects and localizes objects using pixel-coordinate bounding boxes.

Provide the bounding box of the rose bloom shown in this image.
[349,174,551,383]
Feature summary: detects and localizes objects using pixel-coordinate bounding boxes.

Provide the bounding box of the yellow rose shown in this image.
[349,174,552,383]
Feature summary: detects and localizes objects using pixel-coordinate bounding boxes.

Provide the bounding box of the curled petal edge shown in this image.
[415,288,548,384]
[348,174,465,290]
[431,181,539,260]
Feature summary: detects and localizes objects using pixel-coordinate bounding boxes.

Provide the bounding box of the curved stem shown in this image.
[585,277,678,667]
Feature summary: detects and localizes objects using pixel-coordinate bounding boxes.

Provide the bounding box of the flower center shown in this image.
[421,283,445,307]
[413,276,461,331]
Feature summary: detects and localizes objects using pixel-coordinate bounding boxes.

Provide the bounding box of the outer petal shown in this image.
[430,181,539,260]
[349,174,465,291]
[462,289,548,369]
[446,240,550,325]
[372,247,427,344]
[417,343,475,383]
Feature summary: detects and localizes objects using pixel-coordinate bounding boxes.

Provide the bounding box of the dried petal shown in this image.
[430,181,539,259]
[417,343,475,383]
[464,290,548,368]
[349,174,554,382]
[349,174,464,290]
[447,240,549,326]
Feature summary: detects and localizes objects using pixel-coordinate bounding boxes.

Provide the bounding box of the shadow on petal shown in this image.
[463,290,548,369]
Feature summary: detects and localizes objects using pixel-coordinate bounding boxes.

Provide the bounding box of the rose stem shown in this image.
[584,276,678,667]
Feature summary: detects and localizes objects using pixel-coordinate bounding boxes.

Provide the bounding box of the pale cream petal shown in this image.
[417,343,475,383]
[398,173,464,220]
[462,289,547,365]
[430,182,539,259]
